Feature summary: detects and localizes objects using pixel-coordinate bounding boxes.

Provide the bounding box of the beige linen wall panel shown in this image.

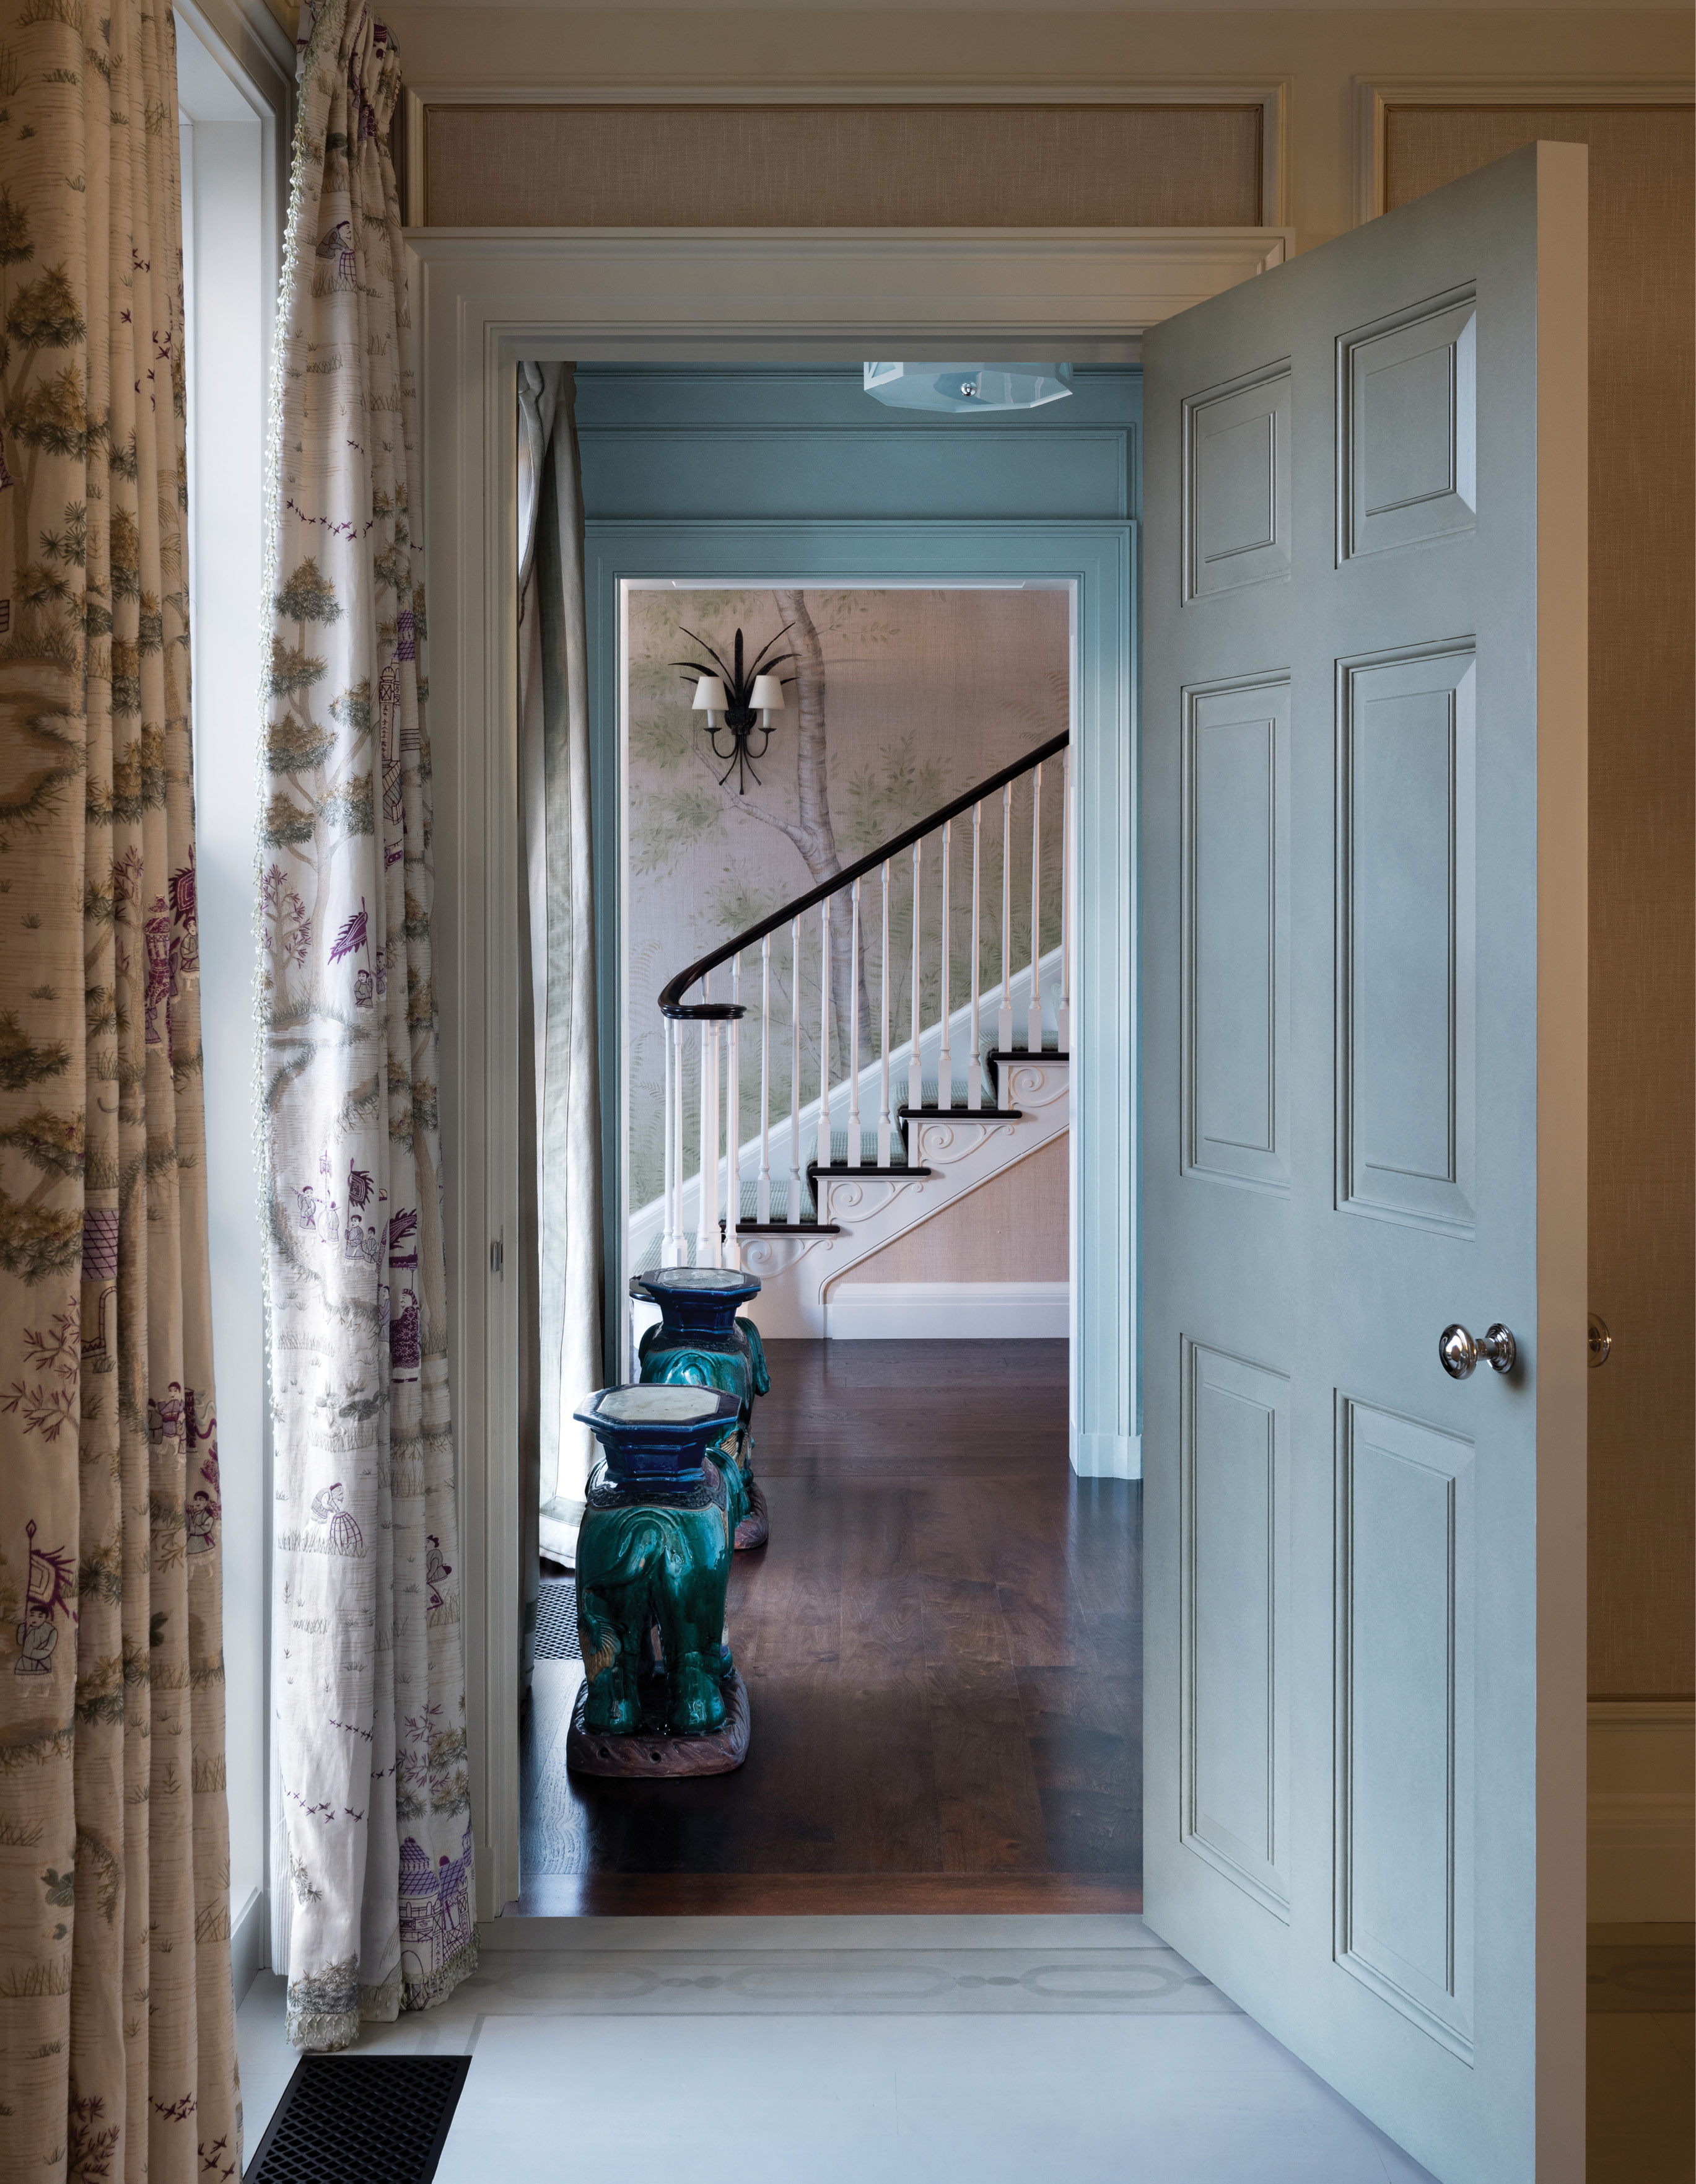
[835,1133,1070,1285]
[1389,107,1695,1699]
[422,103,1261,229]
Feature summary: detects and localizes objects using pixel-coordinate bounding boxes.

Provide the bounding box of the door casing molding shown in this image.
[407,224,1285,1920]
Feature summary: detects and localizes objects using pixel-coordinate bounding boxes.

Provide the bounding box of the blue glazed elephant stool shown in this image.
[566,1383,751,1779]
[631,1265,771,1550]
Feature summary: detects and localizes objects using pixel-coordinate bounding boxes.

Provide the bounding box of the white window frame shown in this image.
[176,0,292,2007]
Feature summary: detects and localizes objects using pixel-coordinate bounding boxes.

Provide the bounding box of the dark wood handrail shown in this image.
[658,730,1069,1017]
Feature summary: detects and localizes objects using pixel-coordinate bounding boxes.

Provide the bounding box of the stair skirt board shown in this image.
[825,1279,1069,1341]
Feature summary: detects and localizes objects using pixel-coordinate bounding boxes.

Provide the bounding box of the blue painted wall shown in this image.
[577,362,1141,525]
[576,364,1142,1457]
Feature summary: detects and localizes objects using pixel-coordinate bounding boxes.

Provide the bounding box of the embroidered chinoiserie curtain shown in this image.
[515,364,601,1615]
[261,0,473,2049]
[0,0,240,2175]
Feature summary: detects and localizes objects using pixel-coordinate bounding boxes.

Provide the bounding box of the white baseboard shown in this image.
[1588,1699,1695,1922]
[1070,1427,1142,1480]
[230,1883,268,2006]
[825,1279,1069,1341]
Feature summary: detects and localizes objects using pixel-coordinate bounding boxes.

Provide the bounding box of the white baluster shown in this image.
[877,859,893,1167]
[1026,761,1044,1053]
[789,914,802,1223]
[968,801,982,1111]
[847,877,862,1165]
[671,1016,685,1261]
[725,955,742,1268]
[816,894,833,1170]
[937,818,952,1110]
[907,840,924,1117]
[758,934,772,1223]
[661,1009,678,1263]
[695,989,715,1266]
[1058,747,1072,1053]
[998,783,1013,1052]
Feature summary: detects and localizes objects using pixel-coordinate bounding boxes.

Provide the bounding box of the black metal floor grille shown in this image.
[245,2055,470,2183]
[534,1574,579,1660]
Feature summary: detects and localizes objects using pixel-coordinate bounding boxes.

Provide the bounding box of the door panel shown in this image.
[1182,673,1290,1191]
[1340,286,1478,561]
[1182,362,1292,600]
[1143,143,1588,2184]
[1338,641,1476,1235]
[1181,1338,1291,1918]
[1335,1395,1475,2061]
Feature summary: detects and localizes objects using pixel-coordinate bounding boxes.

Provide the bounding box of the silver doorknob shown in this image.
[1439,1322,1517,1379]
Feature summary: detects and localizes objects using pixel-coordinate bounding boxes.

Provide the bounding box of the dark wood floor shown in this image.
[518,1338,1142,1914]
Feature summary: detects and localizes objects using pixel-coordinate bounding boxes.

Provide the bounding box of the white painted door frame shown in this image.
[406,222,1287,1921]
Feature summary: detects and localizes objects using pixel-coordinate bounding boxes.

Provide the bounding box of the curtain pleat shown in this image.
[516,369,601,1577]
[0,0,239,2175]
[260,0,473,2051]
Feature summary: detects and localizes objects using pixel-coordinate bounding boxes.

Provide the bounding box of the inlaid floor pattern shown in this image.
[520,1338,1139,1914]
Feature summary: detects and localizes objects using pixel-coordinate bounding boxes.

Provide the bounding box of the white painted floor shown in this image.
[238,1916,1438,2182]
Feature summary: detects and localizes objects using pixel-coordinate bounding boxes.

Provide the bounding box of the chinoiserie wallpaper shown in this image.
[625,584,1068,1235]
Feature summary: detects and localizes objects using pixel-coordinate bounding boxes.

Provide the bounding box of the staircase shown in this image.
[634,732,1070,1342]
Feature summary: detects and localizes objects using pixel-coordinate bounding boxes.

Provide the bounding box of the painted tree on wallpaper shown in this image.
[626,586,1067,1229]
[674,589,872,1061]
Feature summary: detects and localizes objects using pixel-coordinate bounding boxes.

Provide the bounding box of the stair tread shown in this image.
[807,1160,934,1178]
[734,1219,842,1235]
[985,1047,1069,1064]
[899,1103,1023,1121]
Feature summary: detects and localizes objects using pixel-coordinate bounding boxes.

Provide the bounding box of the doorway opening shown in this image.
[518,362,1138,1914]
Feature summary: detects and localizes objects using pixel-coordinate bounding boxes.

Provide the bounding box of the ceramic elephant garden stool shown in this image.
[566,1382,751,1779]
[631,1264,771,1549]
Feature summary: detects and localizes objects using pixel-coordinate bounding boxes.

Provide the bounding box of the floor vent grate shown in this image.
[245,2054,470,2183]
[534,1574,579,1660]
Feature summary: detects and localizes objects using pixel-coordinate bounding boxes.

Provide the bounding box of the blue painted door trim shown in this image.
[585,517,1139,1477]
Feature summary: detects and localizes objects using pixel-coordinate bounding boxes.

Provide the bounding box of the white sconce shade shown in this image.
[692,675,730,712]
[749,675,785,711]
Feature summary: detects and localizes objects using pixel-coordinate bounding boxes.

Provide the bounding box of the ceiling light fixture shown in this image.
[862,362,1074,414]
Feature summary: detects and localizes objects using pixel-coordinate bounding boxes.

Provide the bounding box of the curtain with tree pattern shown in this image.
[0,0,240,2173]
[261,0,473,2051]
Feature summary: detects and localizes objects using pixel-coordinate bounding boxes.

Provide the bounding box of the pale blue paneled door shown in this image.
[1142,144,1589,2184]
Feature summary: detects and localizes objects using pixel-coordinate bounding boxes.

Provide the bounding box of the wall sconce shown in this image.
[676,625,795,794]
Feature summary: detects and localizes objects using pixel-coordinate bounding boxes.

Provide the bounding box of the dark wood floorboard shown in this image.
[518,1338,1141,1914]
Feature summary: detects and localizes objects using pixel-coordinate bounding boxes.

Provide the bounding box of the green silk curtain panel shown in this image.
[0,0,240,2175]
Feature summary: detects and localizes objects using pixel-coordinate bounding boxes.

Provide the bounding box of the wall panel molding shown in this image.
[1357,92,1694,1701]
[1351,73,1694,226]
[1588,1699,1696,1923]
[408,80,1292,232]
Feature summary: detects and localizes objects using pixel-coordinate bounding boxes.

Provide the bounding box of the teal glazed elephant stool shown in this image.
[631,1265,772,1550]
[566,1383,751,1779]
